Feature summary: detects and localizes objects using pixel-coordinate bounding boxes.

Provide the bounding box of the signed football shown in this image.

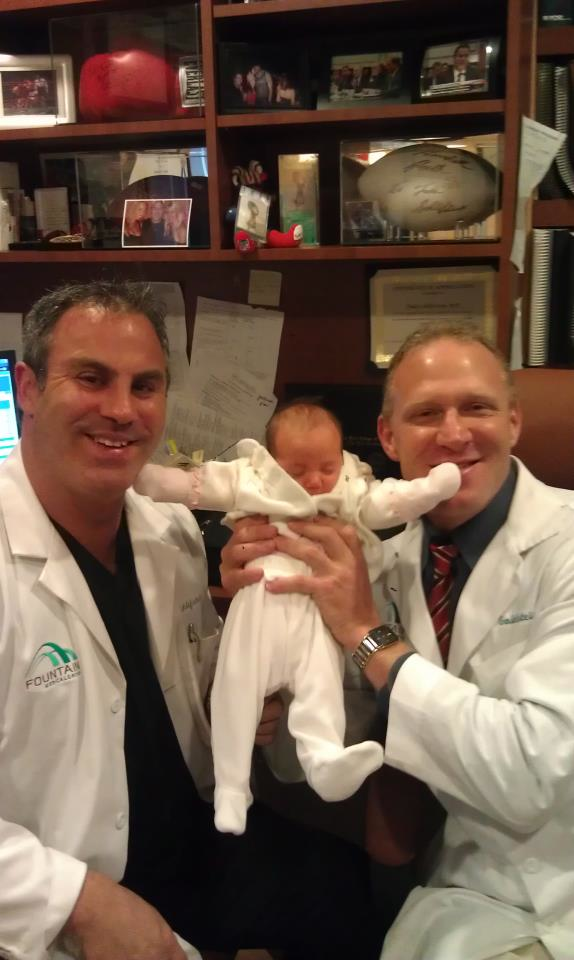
[358,142,498,232]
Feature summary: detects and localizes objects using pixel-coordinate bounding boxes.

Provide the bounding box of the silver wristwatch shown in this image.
[352,623,406,671]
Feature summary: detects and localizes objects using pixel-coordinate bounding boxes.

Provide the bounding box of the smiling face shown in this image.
[272,420,343,495]
[17,304,167,513]
[378,338,521,530]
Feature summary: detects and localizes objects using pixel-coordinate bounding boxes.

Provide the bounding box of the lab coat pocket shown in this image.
[176,599,220,738]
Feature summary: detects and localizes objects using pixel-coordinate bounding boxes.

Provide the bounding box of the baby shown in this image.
[135,403,460,834]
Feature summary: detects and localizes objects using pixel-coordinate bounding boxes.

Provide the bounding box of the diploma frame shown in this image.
[0,55,75,128]
[369,265,497,368]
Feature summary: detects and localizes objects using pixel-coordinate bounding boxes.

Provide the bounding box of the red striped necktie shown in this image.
[428,542,458,664]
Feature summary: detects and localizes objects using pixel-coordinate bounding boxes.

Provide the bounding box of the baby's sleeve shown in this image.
[359,463,461,529]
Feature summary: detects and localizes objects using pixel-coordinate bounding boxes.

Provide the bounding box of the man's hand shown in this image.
[61,870,187,960]
[220,516,277,596]
[255,693,284,746]
[266,516,380,653]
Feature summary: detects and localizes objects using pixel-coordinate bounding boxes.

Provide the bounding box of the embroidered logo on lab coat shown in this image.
[497,612,534,625]
[25,641,81,690]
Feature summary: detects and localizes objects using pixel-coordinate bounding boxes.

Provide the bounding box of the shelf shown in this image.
[532,199,574,227]
[213,0,503,19]
[538,25,574,56]
[0,117,206,144]
[214,0,407,16]
[217,99,505,128]
[0,242,502,262]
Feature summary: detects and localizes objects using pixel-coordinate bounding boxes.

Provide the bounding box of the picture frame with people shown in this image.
[121,197,192,248]
[418,38,500,101]
[218,42,311,113]
[0,55,76,128]
[318,49,410,110]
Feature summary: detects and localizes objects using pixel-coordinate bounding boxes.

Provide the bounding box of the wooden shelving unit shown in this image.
[538,24,574,56]
[0,0,537,381]
[533,27,574,231]
[532,198,574,227]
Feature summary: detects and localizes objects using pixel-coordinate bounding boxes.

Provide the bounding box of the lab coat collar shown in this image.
[0,446,178,673]
[124,489,179,675]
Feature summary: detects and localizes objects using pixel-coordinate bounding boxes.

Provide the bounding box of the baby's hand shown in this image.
[428,462,461,499]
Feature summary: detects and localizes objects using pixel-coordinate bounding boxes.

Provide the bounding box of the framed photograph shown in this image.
[419,38,500,101]
[121,197,192,248]
[235,186,271,243]
[318,50,409,110]
[340,134,503,245]
[0,55,75,128]
[218,42,310,113]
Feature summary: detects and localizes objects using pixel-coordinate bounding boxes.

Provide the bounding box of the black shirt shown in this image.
[54,514,209,893]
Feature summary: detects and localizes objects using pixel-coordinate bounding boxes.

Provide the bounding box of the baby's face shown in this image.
[273,422,343,495]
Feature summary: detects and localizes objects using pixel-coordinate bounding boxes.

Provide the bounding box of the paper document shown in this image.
[159,296,283,460]
[248,269,282,306]
[191,296,283,392]
[510,117,566,273]
[128,152,189,184]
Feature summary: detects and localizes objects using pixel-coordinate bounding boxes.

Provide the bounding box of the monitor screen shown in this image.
[0,350,20,465]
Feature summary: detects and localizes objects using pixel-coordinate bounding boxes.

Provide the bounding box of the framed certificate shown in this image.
[369,266,497,368]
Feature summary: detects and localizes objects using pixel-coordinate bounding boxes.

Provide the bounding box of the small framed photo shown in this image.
[122,198,192,248]
[278,154,320,245]
[344,200,385,242]
[419,38,500,101]
[218,42,310,113]
[318,50,409,109]
[0,55,75,128]
[235,186,271,243]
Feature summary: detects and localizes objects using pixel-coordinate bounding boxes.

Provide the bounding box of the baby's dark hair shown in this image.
[266,400,343,456]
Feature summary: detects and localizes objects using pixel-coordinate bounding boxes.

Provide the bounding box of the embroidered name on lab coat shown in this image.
[497,612,534,625]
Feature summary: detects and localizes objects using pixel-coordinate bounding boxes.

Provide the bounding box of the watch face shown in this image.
[370,624,402,645]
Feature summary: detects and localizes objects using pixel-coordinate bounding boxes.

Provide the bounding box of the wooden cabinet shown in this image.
[0,0,536,388]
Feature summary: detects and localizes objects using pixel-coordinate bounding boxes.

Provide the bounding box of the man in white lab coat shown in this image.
[222,321,574,960]
[0,280,383,960]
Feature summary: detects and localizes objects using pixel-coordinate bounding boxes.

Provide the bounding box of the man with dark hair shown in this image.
[223,320,574,960]
[0,280,385,960]
[443,43,482,83]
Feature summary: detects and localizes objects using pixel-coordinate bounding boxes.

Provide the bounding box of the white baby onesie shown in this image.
[135,440,460,834]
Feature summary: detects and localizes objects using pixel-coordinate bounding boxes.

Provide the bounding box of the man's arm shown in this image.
[268,517,574,832]
[61,870,187,960]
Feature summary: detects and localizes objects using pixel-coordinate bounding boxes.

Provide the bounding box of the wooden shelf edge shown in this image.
[214,0,409,17]
[533,199,574,227]
[0,242,503,263]
[538,25,574,56]
[0,0,105,10]
[217,99,505,128]
[0,117,206,143]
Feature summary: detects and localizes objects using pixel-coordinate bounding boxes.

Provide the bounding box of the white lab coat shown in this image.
[380,459,574,960]
[0,447,220,960]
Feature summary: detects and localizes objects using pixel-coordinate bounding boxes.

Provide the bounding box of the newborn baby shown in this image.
[135,402,460,834]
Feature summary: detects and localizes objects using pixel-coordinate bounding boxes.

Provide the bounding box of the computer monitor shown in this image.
[0,350,20,464]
